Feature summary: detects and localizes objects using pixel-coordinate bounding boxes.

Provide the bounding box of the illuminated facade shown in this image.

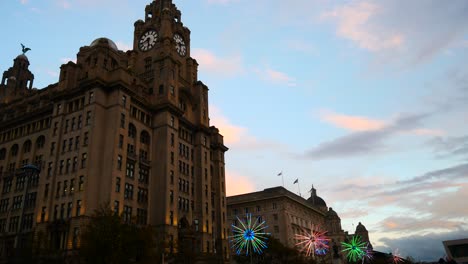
[227,186,371,263]
[0,0,229,262]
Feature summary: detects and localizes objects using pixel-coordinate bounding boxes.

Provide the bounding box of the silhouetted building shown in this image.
[0,0,229,262]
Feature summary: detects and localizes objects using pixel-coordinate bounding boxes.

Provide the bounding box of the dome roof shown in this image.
[16,54,29,61]
[307,195,327,207]
[90,37,119,51]
[326,207,340,218]
[356,222,367,232]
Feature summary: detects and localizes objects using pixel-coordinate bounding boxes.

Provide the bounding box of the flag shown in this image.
[293,179,298,184]
[277,171,282,176]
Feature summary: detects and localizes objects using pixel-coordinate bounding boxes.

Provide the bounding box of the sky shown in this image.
[1,0,468,261]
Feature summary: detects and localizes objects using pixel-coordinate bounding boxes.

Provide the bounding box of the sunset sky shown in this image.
[1,0,467,260]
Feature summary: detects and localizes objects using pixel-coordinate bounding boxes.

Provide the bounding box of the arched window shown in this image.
[36,135,46,149]
[128,123,137,139]
[11,144,19,157]
[140,130,150,145]
[23,140,32,154]
[0,148,6,160]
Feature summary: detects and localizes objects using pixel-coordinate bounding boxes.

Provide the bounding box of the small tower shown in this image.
[0,47,35,103]
[355,222,372,248]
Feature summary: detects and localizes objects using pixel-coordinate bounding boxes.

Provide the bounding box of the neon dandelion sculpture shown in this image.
[391,248,404,264]
[341,235,367,262]
[230,213,270,256]
[295,225,330,257]
[361,243,374,264]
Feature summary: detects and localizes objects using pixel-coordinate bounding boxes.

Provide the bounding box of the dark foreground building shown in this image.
[0,0,229,262]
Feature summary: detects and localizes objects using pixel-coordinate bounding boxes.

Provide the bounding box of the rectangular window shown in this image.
[75,136,80,150]
[78,115,82,128]
[79,176,84,191]
[73,157,78,171]
[56,182,61,198]
[65,120,69,133]
[50,142,55,155]
[59,160,64,174]
[124,183,134,200]
[62,140,66,153]
[115,177,121,192]
[70,179,75,194]
[126,161,135,178]
[119,134,124,148]
[86,111,91,125]
[123,206,132,223]
[120,113,125,128]
[114,200,119,214]
[81,153,87,168]
[66,158,70,173]
[117,155,122,170]
[76,200,82,216]
[68,138,73,151]
[83,132,89,146]
[122,95,127,107]
[67,202,73,218]
[71,117,75,131]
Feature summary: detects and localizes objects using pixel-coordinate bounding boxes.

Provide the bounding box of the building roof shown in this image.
[227,186,326,216]
[89,37,119,51]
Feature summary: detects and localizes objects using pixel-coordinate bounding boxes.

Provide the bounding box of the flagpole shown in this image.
[298,180,301,197]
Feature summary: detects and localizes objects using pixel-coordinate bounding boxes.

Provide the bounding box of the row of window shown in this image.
[119,205,149,225]
[1,171,40,194]
[231,204,278,216]
[0,136,46,161]
[0,119,50,144]
[55,91,93,116]
[178,143,193,161]
[51,177,84,199]
[0,213,34,233]
[130,105,151,126]
[50,200,82,221]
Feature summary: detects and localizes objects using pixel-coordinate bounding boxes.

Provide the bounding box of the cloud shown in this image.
[427,135,468,159]
[210,106,248,146]
[377,229,468,261]
[321,0,468,65]
[210,105,287,151]
[321,2,404,52]
[115,41,132,52]
[225,170,256,196]
[319,110,386,131]
[254,67,296,87]
[306,112,429,159]
[46,70,59,78]
[19,0,28,4]
[192,48,244,78]
[379,216,466,233]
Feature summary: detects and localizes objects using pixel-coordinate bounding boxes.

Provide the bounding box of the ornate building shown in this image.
[227,186,371,263]
[0,0,229,262]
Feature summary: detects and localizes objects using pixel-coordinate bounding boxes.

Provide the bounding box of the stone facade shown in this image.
[227,186,371,263]
[0,0,229,262]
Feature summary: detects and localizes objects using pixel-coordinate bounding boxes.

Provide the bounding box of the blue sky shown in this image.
[1,0,468,261]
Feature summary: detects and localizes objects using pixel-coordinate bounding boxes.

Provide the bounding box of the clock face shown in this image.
[173,33,186,56]
[139,30,158,51]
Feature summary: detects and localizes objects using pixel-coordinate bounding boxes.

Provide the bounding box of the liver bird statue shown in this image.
[21,43,31,54]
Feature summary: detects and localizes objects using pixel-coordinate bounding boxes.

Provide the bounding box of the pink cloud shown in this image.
[192,48,244,77]
[210,105,248,145]
[254,67,296,87]
[321,1,404,52]
[225,170,256,196]
[319,109,386,131]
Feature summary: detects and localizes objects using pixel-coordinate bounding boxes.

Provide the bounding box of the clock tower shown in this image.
[129,0,229,261]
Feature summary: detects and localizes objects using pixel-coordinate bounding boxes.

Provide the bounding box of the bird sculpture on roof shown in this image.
[21,43,31,54]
